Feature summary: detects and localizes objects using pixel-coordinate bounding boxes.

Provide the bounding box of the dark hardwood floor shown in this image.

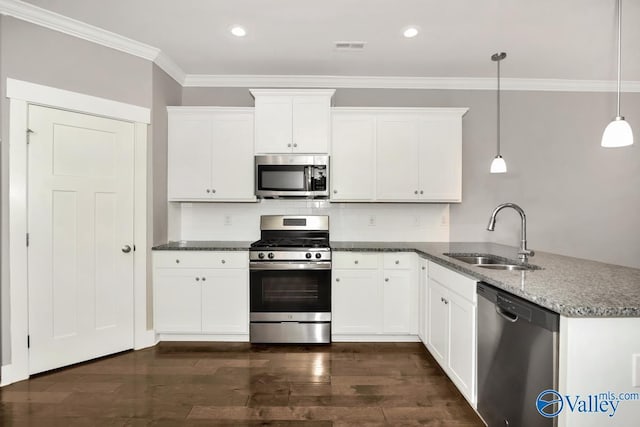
[0,342,484,426]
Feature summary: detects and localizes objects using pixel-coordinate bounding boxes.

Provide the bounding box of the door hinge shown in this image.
[27,335,30,348]
[26,233,30,247]
[26,128,34,144]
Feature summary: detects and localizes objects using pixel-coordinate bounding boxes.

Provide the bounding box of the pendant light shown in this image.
[490,52,507,173]
[601,0,634,147]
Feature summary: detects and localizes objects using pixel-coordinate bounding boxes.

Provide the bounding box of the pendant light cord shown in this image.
[497,58,501,155]
[616,0,622,117]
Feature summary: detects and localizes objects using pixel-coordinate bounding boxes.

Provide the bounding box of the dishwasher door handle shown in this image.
[496,306,518,322]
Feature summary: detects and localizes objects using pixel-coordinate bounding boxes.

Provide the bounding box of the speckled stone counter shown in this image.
[331,241,640,318]
[152,241,252,251]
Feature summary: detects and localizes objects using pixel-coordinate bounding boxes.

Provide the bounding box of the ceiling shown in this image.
[19,0,640,82]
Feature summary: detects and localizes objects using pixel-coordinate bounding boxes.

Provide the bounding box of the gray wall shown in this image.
[183,87,640,268]
[0,17,158,364]
[151,65,182,246]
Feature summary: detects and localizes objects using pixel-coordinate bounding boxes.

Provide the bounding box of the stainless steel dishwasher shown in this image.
[477,282,560,427]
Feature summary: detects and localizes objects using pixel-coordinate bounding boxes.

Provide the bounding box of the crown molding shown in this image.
[184,74,640,92]
[0,0,185,84]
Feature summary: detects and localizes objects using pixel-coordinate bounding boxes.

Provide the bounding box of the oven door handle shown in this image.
[250,261,332,271]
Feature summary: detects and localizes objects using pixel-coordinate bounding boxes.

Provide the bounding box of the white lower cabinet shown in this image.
[418,258,428,342]
[426,261,478,406]
[153,251,249,339]
[332,252,417,340]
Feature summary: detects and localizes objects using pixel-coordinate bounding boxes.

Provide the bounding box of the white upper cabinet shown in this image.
[252,89,335,154]
[167,107,256,202]
[330,108,467,203]
[330,112,376,201]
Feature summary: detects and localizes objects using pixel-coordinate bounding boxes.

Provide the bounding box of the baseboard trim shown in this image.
[156,333,250,342]
[1,363,29,387]
[331,334,421,342]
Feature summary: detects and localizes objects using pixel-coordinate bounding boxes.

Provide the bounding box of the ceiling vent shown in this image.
[334,41,366,51]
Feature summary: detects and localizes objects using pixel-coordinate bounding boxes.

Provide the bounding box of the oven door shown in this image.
[249,262,331,314]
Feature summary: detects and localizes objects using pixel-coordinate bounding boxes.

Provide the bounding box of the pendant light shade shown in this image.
[601,0,634,148]
[490,155,507,173]
[490,52,507,173]
[602,116,634,147]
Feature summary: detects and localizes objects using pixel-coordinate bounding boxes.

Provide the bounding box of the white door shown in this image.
[376,115,420,200]
[28,105,135,374]
[332,269,381,334]
[330,113,376,201]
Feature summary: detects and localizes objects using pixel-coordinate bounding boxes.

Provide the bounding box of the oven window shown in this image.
[250,269,330,312]
[258,165,305,191]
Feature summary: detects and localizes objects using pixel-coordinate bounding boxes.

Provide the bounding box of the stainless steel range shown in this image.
[249,215,331,344]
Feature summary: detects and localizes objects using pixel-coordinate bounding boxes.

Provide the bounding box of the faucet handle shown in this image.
[518,249,535,260]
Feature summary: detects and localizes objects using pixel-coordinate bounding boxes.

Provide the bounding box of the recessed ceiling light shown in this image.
[403,27,419,38]
[230,26,247,37]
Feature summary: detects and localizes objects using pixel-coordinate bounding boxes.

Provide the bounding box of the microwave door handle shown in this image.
[305,166,313,191]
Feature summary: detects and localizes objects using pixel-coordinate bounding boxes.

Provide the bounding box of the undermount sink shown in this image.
[444,253,541,271]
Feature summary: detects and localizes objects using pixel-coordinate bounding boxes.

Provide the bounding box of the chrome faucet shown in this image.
[487,203,534,262]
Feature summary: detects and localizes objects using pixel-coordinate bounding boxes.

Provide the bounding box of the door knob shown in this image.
[121,245,132,253]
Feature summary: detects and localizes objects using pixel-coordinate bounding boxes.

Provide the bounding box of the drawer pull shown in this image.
[202,277,206,282]
[395,260,400,265]
[175,259,180,264]
[336,278,340,282]
[354,260,359,264]
[195,277,200,281]
[221,259,226,264]
[385,278,389,282]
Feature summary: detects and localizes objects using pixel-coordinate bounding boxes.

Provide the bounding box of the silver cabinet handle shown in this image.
[195,277,200,281]
[212,189,216,194]
[202,277,206,282]
[175,259,180,264]
[206,189,210,193]
[385,278,389,282]
[444,299,449,305]
[395,260,399,265]
[293,143,298,148]
[420,190,424,195]
[287,143,292,148]
[354,260,359,264]
[221,259,226,264]
[121,245,132,253]
[336,278,340,282]
[333,189,338,194]
[414,190,418,194]
[422,266,426,270]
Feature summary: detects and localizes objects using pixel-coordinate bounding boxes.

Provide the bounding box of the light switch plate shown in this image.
[633,354,640,387]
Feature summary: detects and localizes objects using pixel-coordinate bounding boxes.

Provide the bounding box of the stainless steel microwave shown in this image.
[255,155,329,198]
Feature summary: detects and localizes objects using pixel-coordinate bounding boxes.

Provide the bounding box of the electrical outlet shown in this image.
[440,214,449,226]
[633,354,640,387]
[368,215,376,227]
[224,215,232,226]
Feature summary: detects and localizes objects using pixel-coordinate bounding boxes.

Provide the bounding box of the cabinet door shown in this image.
[210,113,256,200]
[292,96,330,153]
[376,115,420,200]
[332,269,381,334]
[167,115,213,200]
[254,96,292,153]
[418,258,428,343]
[448,291,476,404]
[418,117,462,202]
[330,113,375,200]
[154,268,202,332]
[382,269,414,334]
[427,278,449,367]
[201,269,249,334]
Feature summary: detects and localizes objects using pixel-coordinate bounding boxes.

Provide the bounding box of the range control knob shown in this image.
[305,252,312,259]
[268,252,275,259]
[258,252,265,259]
[315,253,322,259]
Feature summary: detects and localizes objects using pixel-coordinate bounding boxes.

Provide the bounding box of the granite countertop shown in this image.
[152,241,253,251]
[151,239,640,317]
[332,241,640,318]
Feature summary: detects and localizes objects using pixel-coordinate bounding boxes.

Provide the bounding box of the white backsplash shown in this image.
[172,200,450,242]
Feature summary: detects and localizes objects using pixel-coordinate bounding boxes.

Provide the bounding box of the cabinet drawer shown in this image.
[383,252,416,270]
[333,252,379,269]
[428,261,476,302]
[153,251,248,269]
